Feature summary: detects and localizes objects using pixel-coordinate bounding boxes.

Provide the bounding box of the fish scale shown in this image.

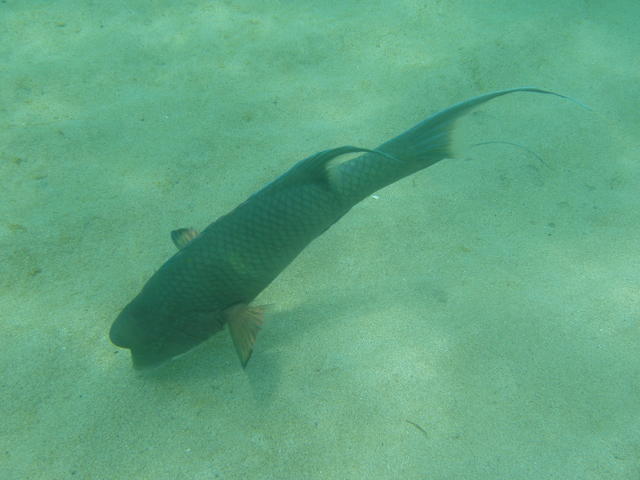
[109,87,577,370]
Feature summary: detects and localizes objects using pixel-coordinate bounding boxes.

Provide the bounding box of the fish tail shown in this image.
[377,87,571,164]
[331,87,576,203]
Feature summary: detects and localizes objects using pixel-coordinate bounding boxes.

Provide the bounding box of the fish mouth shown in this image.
[109,321,130,348]
[110,310,172,369]
[109,307,140,349]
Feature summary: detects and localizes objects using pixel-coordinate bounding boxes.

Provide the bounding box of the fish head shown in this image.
[110,300,224,369]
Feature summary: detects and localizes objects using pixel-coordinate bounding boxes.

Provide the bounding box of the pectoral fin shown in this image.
[225,303,266,367]
[171,228,199,249]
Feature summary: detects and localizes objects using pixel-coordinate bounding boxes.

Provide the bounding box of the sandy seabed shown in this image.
[1,1,639,479]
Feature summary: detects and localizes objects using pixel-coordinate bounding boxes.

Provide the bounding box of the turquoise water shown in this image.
[1,1,638,479]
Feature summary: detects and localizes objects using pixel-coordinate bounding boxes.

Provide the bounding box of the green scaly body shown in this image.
[110,87,572,369]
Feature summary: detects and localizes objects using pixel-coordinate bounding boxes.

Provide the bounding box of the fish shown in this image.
[109,87,576,370]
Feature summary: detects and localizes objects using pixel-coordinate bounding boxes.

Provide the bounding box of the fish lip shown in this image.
[109,322,130,348]
[109,306,138,348]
